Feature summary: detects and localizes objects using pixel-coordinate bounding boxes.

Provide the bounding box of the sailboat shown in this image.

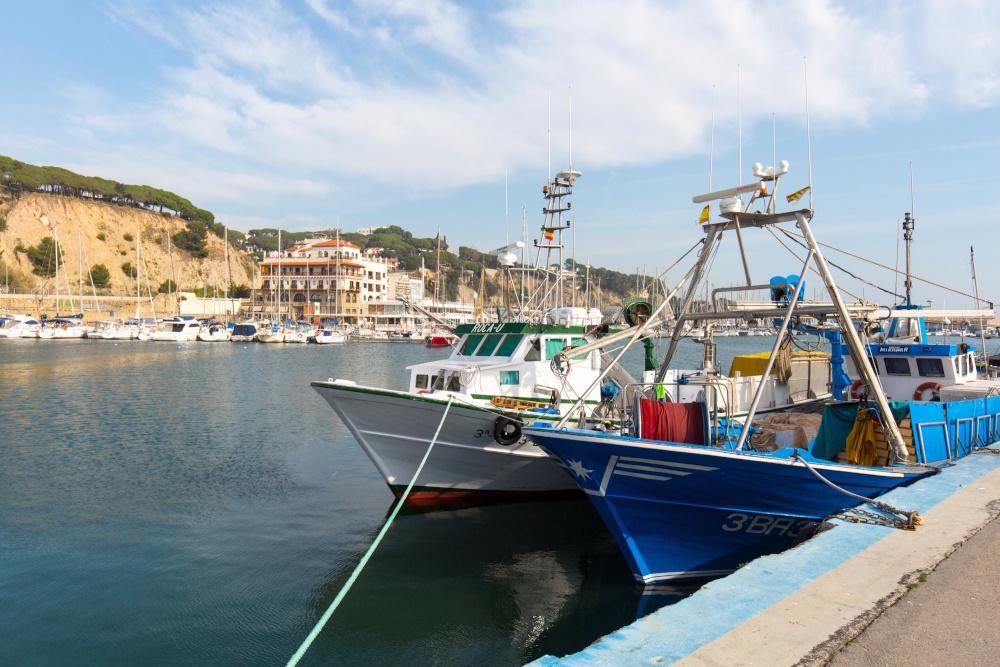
[37,228,86,339]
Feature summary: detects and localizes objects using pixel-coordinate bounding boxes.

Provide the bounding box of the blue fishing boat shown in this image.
[524,160,955,584]
[526,422,932,583]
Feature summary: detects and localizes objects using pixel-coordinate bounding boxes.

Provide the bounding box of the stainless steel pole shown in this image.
[795,212,908,461]
[655,228,719,382]
[735,251,811,450]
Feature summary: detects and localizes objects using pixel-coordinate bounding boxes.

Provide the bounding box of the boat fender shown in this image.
[494,413,523,446]
[849,379,865,400]
[913,382,942,402]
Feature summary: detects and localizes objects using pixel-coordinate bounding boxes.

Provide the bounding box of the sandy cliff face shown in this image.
[1,193,254,292]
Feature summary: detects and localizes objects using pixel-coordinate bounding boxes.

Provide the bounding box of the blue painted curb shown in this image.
[527,452,1000,666]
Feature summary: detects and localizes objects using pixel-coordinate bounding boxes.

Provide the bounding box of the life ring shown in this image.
[913,382,943,402]
[493,413,523,446]
[849,379,865,400]
[417,390,428,395]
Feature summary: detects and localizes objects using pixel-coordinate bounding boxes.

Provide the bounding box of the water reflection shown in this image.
[303,500,698,666]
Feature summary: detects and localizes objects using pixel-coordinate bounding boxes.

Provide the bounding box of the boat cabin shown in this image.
[843,313,987,402]
[407,322,603,408]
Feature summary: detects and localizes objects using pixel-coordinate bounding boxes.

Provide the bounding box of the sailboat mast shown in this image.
[277,228,282,322]
[435,225,441,310]
[78,229,83,316]
[168,230,172,315]
[54,228,59,317]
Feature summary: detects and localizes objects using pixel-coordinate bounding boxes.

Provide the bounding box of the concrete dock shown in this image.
[529,449,1000,667]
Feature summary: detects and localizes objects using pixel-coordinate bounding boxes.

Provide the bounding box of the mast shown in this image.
[78,229,83,317]
[135,227,140,320]
[971,246,988,369]
[53,228,59,317]
[903,211,914,307]
[435,225,441,311]
[168,229,172,315]
[277,228,282,323]
[336,227,341,323]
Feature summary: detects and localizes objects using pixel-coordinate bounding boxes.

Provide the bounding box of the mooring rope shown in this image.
[791,452,922,528]
[287,397,455,667]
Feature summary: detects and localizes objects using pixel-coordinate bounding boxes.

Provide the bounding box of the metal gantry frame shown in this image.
[554,201,911,462]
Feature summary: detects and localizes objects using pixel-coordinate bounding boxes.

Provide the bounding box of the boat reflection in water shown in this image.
[299,499,701,666]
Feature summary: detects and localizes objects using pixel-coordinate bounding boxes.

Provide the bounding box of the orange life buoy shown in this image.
[849,379,864,400]
[913,382,942,402]
[417,390,428,395]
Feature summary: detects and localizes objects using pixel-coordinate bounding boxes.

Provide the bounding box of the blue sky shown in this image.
[2,1,999,309]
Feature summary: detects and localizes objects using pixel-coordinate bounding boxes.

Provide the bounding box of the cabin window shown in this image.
[960,355,969,376]
[866,356,880,375]
[525,339,541,361]
[916,358,945,377]
[883,357,911,376]
[415,374,428,389]
[895,319,911,337]
[460,335,483,355]
[477,334,504,356]
[969,353,976,375]
[570,337,588,360]
[495,334,523,357]
[500,371,519,385]
[544,338,567,360]
[447,375,461,392]
[433,374,445,390]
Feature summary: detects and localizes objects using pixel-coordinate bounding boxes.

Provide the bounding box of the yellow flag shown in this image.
[698,204,710,224]
[786,185,810,203]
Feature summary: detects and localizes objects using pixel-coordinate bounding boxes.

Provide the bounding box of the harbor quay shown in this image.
[528,448,1000,666]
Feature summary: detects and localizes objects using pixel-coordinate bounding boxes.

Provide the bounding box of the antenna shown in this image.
[710,85,715,192]
[505,169,509,245]
[547,90,551,183]
[909,162,916,223]
[568,86,572,174]
[804,58,813,210]
[737,65,742,186]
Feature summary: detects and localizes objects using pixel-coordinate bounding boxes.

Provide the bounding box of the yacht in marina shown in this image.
[0,314,42,338]
[149,317,201,342]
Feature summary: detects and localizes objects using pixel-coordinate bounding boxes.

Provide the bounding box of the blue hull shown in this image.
[526,428,933,584]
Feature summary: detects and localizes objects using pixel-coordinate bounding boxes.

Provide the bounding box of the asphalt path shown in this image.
[831,514,1000,666]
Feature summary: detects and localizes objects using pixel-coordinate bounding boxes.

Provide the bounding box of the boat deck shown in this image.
[528,446,1000,666]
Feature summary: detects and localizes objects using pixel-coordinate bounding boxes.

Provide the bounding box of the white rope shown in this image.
[287,397,455,666]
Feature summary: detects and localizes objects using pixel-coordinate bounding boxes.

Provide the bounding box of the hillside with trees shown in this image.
[1,155,223,259]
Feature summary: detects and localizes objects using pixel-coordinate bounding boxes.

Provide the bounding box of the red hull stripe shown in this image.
[390,486,583,505]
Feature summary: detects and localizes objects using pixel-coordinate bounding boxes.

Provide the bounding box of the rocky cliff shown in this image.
[1,192,254,294]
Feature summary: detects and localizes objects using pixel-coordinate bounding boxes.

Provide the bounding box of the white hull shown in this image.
[150,331,199,342]
[284,331,310,344]
[257,332,286,343]
[313,331,347,344]
[197,331,231,342]
[37,328,86,339]
[311,382,579,499]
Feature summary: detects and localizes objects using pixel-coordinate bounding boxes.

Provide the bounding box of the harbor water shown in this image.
[0,334,814,665]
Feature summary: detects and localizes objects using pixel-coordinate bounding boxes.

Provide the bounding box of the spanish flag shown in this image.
[544,229,554,241]
[786,185,810,203]
[698,204,710,225]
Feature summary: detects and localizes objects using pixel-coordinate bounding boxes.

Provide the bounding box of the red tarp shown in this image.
[639,399,705,445]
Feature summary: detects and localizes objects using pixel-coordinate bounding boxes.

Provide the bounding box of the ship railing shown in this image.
[617,376,741,448]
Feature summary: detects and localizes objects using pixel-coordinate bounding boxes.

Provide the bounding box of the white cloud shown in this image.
[88,0,998,201]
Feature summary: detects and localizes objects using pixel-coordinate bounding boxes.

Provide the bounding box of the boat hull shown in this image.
[526,427,933,584]
[311,382,580,502]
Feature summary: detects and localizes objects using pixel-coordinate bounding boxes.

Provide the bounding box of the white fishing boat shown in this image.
[149,316,201,341]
